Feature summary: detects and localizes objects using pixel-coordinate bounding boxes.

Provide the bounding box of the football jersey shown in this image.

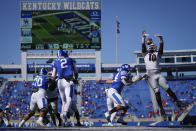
[90,30,100,38]
[109,72,118,80]
[143,51,161,71]
[33,73,49,90]
[52,57,76,79]
[110,70,130,94]
[46,88,58,99]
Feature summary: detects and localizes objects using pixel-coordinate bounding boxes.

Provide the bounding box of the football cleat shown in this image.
[36,119,45,127]
[108,122,114,126]
[58,117,63,127]
[104,112,111,123]
[75,122,84,127]
[117,117,127,125]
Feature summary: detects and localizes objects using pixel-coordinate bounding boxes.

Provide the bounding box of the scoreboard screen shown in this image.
[20,1,101,50]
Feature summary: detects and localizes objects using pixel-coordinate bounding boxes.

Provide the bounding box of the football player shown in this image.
[141,30,186,121]
[67,86,83,127]
[104,64,142,125]
[46,74,62,127]
[19,68,49,127]
[51,49,78,126]
[0,102,12,127]
[105,67,121,126]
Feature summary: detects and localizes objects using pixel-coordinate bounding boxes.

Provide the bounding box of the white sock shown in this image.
[110,112,117,122]
[38,116,43,121]
[19,119,26,126]
[3,118,9,126]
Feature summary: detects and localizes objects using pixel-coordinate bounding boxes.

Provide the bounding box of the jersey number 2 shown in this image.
[61,59,68,68]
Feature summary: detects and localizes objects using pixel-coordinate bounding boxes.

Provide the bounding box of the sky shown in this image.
[0,0,196,65]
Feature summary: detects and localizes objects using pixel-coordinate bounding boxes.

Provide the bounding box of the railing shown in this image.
[27,52,96,59]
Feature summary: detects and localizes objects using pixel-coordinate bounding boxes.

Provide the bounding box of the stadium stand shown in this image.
[0,79,195,121]
[80,79,196,119]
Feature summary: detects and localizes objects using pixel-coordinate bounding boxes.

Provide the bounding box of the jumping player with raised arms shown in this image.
[141,30,186,120]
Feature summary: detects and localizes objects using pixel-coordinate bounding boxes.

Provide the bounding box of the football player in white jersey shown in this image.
[19,68,49,127]
[142,30,185,120]
[51,49,78,126]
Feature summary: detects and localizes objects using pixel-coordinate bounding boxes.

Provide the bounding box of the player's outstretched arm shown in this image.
[155,34,164,54]
[142,30,147,53]
[132,75,143,82]
[122,78,133,86]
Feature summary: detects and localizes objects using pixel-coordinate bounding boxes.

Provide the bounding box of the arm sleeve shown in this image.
[51,67,57,78]
[122,78,133,86]
[72,59,78,79]
[121,71,133,86]
[158,37,164,55]
[142,37,147,53]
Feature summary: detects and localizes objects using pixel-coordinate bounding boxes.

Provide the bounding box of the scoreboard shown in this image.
[20,1,101,50]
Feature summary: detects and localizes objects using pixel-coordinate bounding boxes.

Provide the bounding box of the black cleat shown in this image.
[75,122,84,127]
[117,118,127,125]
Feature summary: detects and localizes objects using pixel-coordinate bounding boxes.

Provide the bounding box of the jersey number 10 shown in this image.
[149,54,156,61]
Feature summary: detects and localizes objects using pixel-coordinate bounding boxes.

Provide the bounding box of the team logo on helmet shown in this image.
[121,64,131,71]
[39,68,48,75]
[57,49,68,58]
[117,67,121,72]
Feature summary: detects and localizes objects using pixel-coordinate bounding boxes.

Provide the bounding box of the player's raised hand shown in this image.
[142,30,146,37]
[142,30,149,38]
[155,34,163,38]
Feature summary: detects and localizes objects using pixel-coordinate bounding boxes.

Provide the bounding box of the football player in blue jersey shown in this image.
[51,49,78,126]
[19,68,49,127]
[106,67,121,84]
[105,67,121,126]
[105,64,143,125]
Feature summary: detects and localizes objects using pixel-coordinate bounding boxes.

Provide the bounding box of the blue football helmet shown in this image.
[57,49,68,58]
[121,64,131,72]
[39,68,48,75]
